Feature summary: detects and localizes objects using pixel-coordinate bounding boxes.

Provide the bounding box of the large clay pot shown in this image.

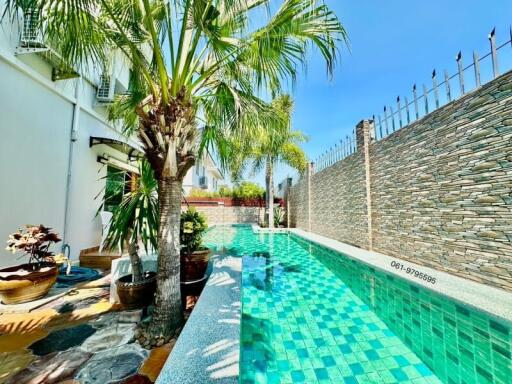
[180,248,211,282]
[0,262,59,304]
[116,272,156,310]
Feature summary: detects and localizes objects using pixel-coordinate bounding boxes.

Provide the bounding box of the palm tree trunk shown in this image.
[267,158,274,229]
[147,176,183,338]
[128,241,143,283]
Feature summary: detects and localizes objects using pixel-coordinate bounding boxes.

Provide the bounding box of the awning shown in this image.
[89,136,144,161]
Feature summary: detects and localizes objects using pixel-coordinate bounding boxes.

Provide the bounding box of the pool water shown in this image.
[204,226,512,384]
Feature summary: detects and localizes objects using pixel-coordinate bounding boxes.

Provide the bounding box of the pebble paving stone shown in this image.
[79,323,135,353]
[28,324,96,356]
[88,311,119,329]
[5,348,92,384]
[75,343,149,384]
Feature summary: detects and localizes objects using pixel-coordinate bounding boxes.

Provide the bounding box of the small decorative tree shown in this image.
[6,225,61,268]
[180,208,208,255]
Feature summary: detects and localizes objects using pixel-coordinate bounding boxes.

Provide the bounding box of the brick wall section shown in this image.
[288,70,512,291]
[182,204,264,226]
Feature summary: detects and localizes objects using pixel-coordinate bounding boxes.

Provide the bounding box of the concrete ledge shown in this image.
[290,228,512,325]
[156,255,241,384]
[251,224,288,234]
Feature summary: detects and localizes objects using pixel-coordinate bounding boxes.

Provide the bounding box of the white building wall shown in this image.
[0,6,223,268]
[0,9,136,268]
[182,162,223,196]
[0,57,71,268]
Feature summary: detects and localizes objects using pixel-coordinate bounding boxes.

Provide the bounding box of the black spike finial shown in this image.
[489,27,496,39]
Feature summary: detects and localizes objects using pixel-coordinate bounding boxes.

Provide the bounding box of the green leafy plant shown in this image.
[188,188,221,198]
[6,225,61,265]
[274,206,285,227]
[232,182,265,199]
[102,160,159,282]
[180,208,208,255]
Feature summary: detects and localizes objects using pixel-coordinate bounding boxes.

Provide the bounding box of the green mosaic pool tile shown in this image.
[212,226,511,383]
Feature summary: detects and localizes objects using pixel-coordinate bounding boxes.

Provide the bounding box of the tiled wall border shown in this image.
[288,228,512,325]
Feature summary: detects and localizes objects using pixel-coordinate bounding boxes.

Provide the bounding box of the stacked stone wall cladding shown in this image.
[310,153,369,249]
[182,204,264,226]
[289,70,512,291]
[288,174,309,229]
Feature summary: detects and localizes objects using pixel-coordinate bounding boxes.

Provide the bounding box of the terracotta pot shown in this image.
[180,248,211,282]
[116,272,156,310]
[0,262,59,305]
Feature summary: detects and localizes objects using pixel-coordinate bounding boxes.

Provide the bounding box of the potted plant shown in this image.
[180,208,210,283]
[1,225,61,304]
[274,205,285,228]
[101,160,159,310]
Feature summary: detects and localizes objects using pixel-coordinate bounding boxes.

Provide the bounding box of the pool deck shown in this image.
[289,228,512,324]
[156,254,241,384]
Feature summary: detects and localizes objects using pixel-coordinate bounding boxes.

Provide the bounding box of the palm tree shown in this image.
[4,0,346,340]
[229,95,308,228]
[100,160,159,283]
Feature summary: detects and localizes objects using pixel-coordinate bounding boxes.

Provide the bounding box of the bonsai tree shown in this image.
[102,160,159,282]
[6,225,61,268]
[4,0,346,340]
[180,208,208,255]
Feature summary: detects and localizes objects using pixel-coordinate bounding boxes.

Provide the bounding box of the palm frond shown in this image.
[103,160,159,254]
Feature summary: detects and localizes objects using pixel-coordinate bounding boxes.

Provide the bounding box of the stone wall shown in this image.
[288,172,309,229]
[289,70,512,291]
[310,150,369,249]
[182,204,264,226]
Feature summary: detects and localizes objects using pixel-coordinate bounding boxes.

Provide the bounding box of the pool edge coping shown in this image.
[155,254,241,384]
[288,228,512,325]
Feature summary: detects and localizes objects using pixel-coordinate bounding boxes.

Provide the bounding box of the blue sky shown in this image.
[247,0,512,187]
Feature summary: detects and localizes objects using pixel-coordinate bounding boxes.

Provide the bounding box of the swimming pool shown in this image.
[204,225,512,384]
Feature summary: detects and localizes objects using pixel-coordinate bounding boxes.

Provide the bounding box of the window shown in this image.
[104,165,132,212]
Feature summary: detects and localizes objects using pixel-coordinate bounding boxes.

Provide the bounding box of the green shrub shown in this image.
[187,182,263,199]
[232,181,265,199]
[188,188,219,198]
[180,208,208,253]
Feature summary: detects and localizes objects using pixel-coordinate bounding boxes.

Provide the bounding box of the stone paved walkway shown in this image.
[0,272,182,384]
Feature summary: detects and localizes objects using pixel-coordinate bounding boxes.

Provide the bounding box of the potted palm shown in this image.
[180,208,210,283]
[102,160,159,310]
[1,225,61,304]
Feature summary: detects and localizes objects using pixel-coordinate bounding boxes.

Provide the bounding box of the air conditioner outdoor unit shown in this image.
[96,73,116,103]
[199,176,208,189]
[20,8,45,48]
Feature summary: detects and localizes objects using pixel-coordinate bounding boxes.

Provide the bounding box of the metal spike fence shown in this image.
[314,128,357,172]
[310,27,512,176]
[374,27,512,141]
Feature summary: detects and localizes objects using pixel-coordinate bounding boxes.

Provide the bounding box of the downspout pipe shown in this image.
[61,78,81,261]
